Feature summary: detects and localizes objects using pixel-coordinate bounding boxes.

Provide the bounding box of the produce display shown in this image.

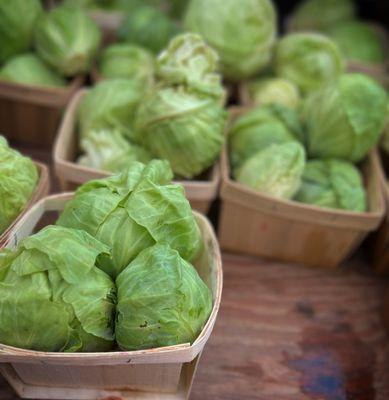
[0,1,101,88]
[0,160,212,352]
[0,136,38,235]
[289,0,386,66]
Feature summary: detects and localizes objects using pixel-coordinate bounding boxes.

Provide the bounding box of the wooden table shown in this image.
[1,149,389,399]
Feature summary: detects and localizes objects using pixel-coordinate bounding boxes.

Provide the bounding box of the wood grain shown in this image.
[1,254,388,399]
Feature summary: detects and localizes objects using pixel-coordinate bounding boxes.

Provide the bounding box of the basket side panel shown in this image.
[12,362,182,393]
[0,99,60,148]
[218,200,363,268]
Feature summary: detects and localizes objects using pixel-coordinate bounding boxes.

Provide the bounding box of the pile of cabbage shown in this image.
[0,160,212,352]
[229,73,388,212]
[78,32,226,179]
[288,0,386,66]
[0,136,38,235]
[0,0,101,87]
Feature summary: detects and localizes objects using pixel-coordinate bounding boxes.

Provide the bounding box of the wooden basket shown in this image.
[0,77,83,148]
[0,161,50,246]
[89,10,123,45]
[0,193,222,400]
[53,89,220,215]
[218,107,385,268]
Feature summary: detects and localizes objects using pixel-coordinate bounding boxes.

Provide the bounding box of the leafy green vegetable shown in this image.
[57,160,202,278]
[98,43,155,87]
[0,136,38,235]
[328,21,386,64]
[0,53,66,88]
[157,33,225,101]
[34,5,101,76]
[294,159,366,212]
[246,77,300,110]
[118,4,181,53]
[275,33,344,94]
[184,0,277,81]
[78,129,151,173]
[0,0,42,63]
[135,86,226,178]
[78,79,145,141]
[303,73,388,162]
[235,142,305,199]
[289,0,355,32]
[116,244,212,350]
[229,104,303,170]
[0,225,115,352]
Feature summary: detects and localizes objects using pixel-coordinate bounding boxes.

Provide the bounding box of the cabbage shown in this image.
[229,104,303,170]
[116,244,212,350]
[135,86,226,178]
[34,5,101,76]
[157,33,225,101]
[57,160,202,278]
[0,53,66,88]
[246,77,300,109]
[303,73,388,162]
[184,0,277,81]
[98,43,155,88]
[0,0,42,63]
[235,142,305,199]
[78,129,152,173]
[0,225,115,352]
[0,136,38,235]
[289,0,355,32]
[294,160,366,212]
[118,5,181,53]
[78,79,145,141]
[328,21,386,64]
[275,33,344,94]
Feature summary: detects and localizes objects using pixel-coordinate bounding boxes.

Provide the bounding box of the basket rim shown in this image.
[0,193,223,366]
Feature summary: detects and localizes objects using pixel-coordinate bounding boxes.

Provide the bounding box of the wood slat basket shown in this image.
[283,18,389,86]
[88,10,123,45]
[218,107,385,269]
[0,193,222,400]
[53,90,220,215]
[0,161,50,246]
[0,77,83,148]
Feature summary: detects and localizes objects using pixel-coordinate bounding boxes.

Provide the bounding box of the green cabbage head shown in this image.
[184,0,277,81]
[135,86,226,178]
[246,77,300,110]
[118,4,181,53]
[294,159,366,212]
[303,73,388,162]
[57,160,202,278]
[78,79,145,141]
[0,53,66,88]
[0,136,38,235]
[98,43,155,88]
[0,0,43,63]
[328,21,386,64]
[229,104,304,170]
[116,244,212,350]
[34,5,101,76]
[289,0,355,32]
[0,225,115,352]
[235,142,306,199]
[157,33,225,101]
[78,129,151,173]
[275,33,344,94]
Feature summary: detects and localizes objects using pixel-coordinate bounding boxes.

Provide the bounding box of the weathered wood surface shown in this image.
[1,253,388,400]
[1,147,388,399]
